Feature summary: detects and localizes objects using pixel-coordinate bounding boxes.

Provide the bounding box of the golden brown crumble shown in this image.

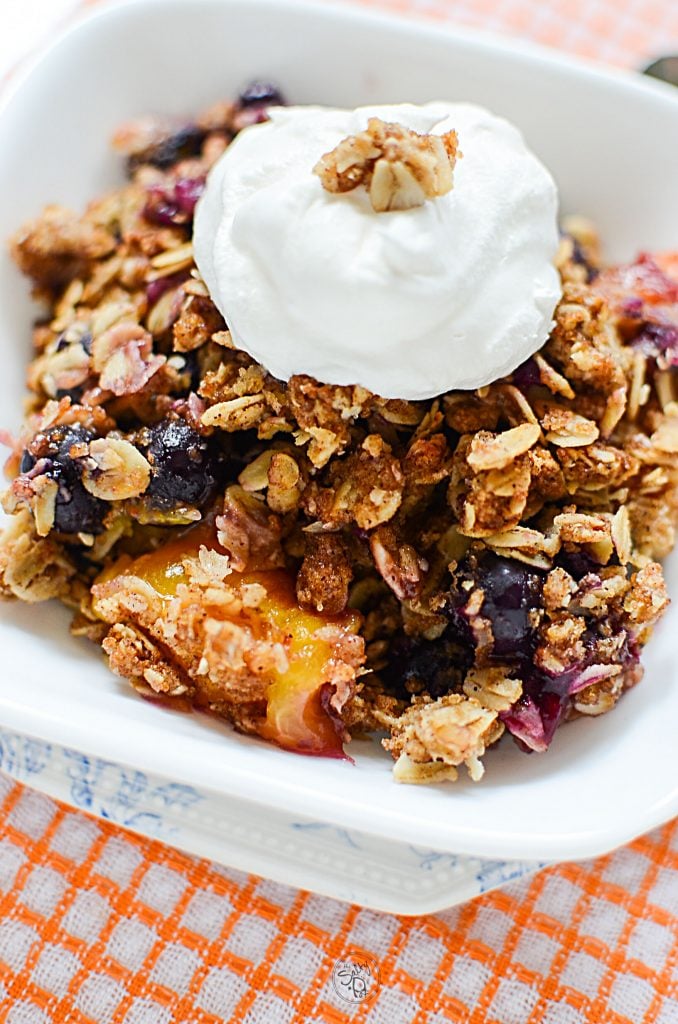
[313,117,460,212]
[2,86,678,783]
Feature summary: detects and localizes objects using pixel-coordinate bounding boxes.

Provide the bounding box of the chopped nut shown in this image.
[369,524,424,601]
[93,322,165,396]
[196,546,232,582]
[212,330,235,349]
[314,117,459,212]
[215,486,284,572]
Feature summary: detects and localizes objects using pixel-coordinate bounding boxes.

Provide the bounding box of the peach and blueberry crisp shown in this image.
[2,83,677,782]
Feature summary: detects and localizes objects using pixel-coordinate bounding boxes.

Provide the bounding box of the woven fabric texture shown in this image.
[339,0,678,67]
[0,775,676,1023]
[1,0,678,1022]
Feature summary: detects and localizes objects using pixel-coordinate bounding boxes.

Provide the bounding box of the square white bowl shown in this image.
[1,0,677,872]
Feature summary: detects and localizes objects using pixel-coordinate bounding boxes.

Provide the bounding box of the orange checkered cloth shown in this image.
[1,2,678,1023]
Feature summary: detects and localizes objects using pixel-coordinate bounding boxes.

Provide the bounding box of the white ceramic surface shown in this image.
[0,726,546,914]
[0,0,677,899]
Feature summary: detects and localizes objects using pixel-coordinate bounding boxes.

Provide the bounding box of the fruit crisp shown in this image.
[2,82,678,783]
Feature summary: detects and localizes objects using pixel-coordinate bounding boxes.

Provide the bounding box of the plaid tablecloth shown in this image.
[1,1,677,1022]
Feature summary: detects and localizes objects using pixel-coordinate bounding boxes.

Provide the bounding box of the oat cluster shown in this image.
[313,117,460,211]
[1,88,677,783]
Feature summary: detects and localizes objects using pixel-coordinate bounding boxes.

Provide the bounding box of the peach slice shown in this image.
[93,525,363,758]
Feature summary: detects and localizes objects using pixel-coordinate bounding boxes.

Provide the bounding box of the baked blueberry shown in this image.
[237,81,285,108]
[20,424,106,535]
[142,418,221,511]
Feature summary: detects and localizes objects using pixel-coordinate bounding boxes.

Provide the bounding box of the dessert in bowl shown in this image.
[0,0,677,871]
[2,74,677,789]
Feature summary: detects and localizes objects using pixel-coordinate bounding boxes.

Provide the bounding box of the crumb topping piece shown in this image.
[313,118,460,212]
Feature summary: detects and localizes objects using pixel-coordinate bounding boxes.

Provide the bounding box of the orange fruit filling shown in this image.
[95,526,361,758]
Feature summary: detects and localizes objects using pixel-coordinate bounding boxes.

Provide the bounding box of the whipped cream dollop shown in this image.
[194,102,562,400]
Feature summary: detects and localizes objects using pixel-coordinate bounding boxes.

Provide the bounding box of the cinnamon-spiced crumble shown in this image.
[2,83,677,781]
[313,116,460,211]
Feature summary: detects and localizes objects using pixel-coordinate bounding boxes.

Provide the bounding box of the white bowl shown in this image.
[1,0,677,909]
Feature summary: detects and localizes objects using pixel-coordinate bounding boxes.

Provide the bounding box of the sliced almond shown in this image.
[611,505,632,564]
[467,423,540,472]
[650,414,678,454]
[201,395,266,431]
[82,438,151,501]
[33,476,59,537]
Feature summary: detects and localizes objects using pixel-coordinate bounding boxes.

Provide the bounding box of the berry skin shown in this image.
[456,553,544,660]
[382,635,471,702]
[20,424,106,535]
[143,176,205,227]
[128,125,205,173]
[142,419,221,511]
[237,81,285,108]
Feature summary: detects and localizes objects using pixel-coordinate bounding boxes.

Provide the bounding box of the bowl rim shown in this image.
[4,0,678,123]
[1,0,677,864]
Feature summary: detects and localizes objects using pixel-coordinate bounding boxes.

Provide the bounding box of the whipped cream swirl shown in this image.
[194,102,562,400]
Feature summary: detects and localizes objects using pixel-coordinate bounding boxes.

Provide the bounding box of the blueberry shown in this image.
[52,331,93,401]
[556,549,598,581]
[143,176,205,227]
[142,419,221,510]
[456,553,544,660]
[381,554,544,703]
[55,330,92,355]
[54,386,85,403]
[382,635,471,701]
[145,271,188,307]
[128,124,205,173]
[237,80,285,108]
[634,322,678,365]
[21,424,106,535]
[512,357,541,389]
[560,229,598,282]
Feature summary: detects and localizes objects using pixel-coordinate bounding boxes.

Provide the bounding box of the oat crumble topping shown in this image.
[1,82,677,782]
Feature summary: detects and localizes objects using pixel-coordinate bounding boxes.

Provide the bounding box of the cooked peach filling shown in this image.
[94,529,361,757]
